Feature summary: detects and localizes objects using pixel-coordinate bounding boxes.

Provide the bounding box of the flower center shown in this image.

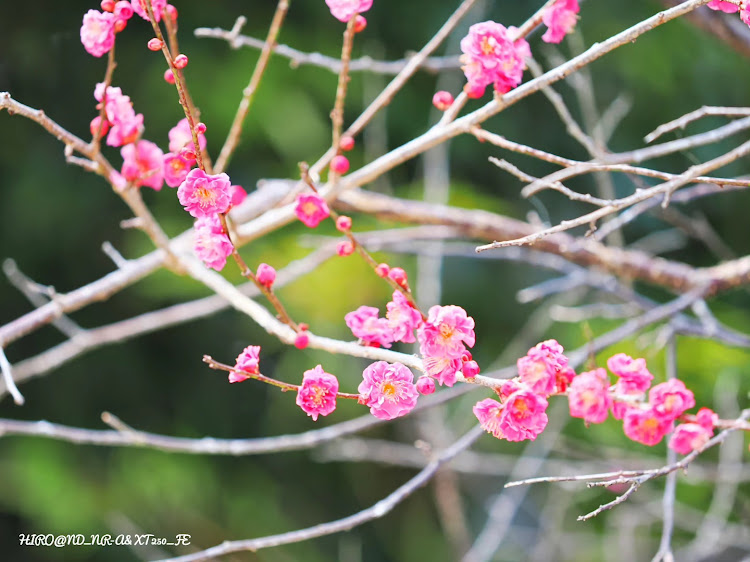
[439,324,454,340]
[311,385,327,405]
[302,201,318,216]
[196,187,216,208]
[381,382,396,397]
[480,36,499,56]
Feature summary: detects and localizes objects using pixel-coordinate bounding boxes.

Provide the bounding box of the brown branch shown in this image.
[335,189,750,297]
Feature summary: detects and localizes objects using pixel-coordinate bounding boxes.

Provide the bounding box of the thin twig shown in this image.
[214,0,289,173]
[0,348,23,405]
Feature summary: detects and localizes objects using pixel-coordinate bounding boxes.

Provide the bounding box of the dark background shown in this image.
[1,1,749,560]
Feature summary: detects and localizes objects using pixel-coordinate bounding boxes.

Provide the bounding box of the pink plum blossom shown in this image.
[460,21,530,98]
[517,339,569,397]
[669,422,713,455]
[163,153,193,188]
[423,356,462,387]
[473,398,506,439]
[649,379,695,422]
[345,306,394,348]
[294,193,330,228]
[707,0,739,13]
[131,0,167,21]
[696,407,718,430]
[193,215,233,271]
[230,345,260,383]
[120,140,164,190]
[358,361,418,420]
[607,353,653,394]
[418,305,475,360]
[177,168,232,217]
[623,407,672,446]
[541,0,580,44]
[168,118,207,156]
[474,383,549,442]
[94,85,143,147]
[567,368,612,424]
[501,384,549,441]
[230,185,247,207]
[296,365,339,421]
[386,291,422,344]
[81,10,116,58]
[325,0,373,22]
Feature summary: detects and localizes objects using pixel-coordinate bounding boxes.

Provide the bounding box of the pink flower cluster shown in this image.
[460,21,530,98]
[541,0,580,44]
[418,305,476,387]
[345,290,423,349]
[163,119,206,187]
[358,361,418,420]
[325,0,372,22]
[474,340,568,442]
[708,1,750,27]
[564,352,713,454]
[80,3,137,57]
[93,84,144,147]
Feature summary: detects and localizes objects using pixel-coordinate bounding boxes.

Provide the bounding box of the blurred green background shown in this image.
[1,1,750,560]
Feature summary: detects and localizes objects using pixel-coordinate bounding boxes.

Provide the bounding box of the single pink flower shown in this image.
[81,10,116,58]
[168,118,207,156]
[460,21,530,97]
[473,398,506,439]
[607,353,653,394]
[541,0,580,44]
[131,0,167,21]
[177,168,232,218]
[417,305,475,360]
[193,215,233,271]
[296,365,339,421]
[294,193,330,228]
[707,0,739,13]
[695,407,718,431]
[358,361,418,420]
[386,291,422,344]
[422,356,462,387]
[345,306,394,348]
[649,379,695,422]
[669,422,713,455]
[120,140,164,190]
[256,263,276,288]
[230,345,261,383]
[114,1,134,21]
[163,152,193,188]
[623,407,672,446]
[501,385,549,441]
[568,368,612,424]
[517,339,569,397]
[325,0,373,22]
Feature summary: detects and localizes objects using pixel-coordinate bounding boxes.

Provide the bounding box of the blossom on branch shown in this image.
[707,0,740,13]
[541,0,580,44]
[669,422,713,455]
[94,85,144,147]
[168,118,206,157]
[177,169,232,217]
[193,215,232,271]
[474,380,549,442]
[294,193,330,228]
[131,0,167,22]
[385,291,422,344]
[567,368,612,424]
[345,306,394,348]
[517,339,569,397]
[296,365,339,421]
[325,0,373,23]
[121,140,164,190]
[358,361,418,420]
[460,21,530,98]
[81,10,116,58]
[230,345,261,383]
[607,352,653,419]
[163,152,193,188]
[622,406,673,446]
[649,378,695,422]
